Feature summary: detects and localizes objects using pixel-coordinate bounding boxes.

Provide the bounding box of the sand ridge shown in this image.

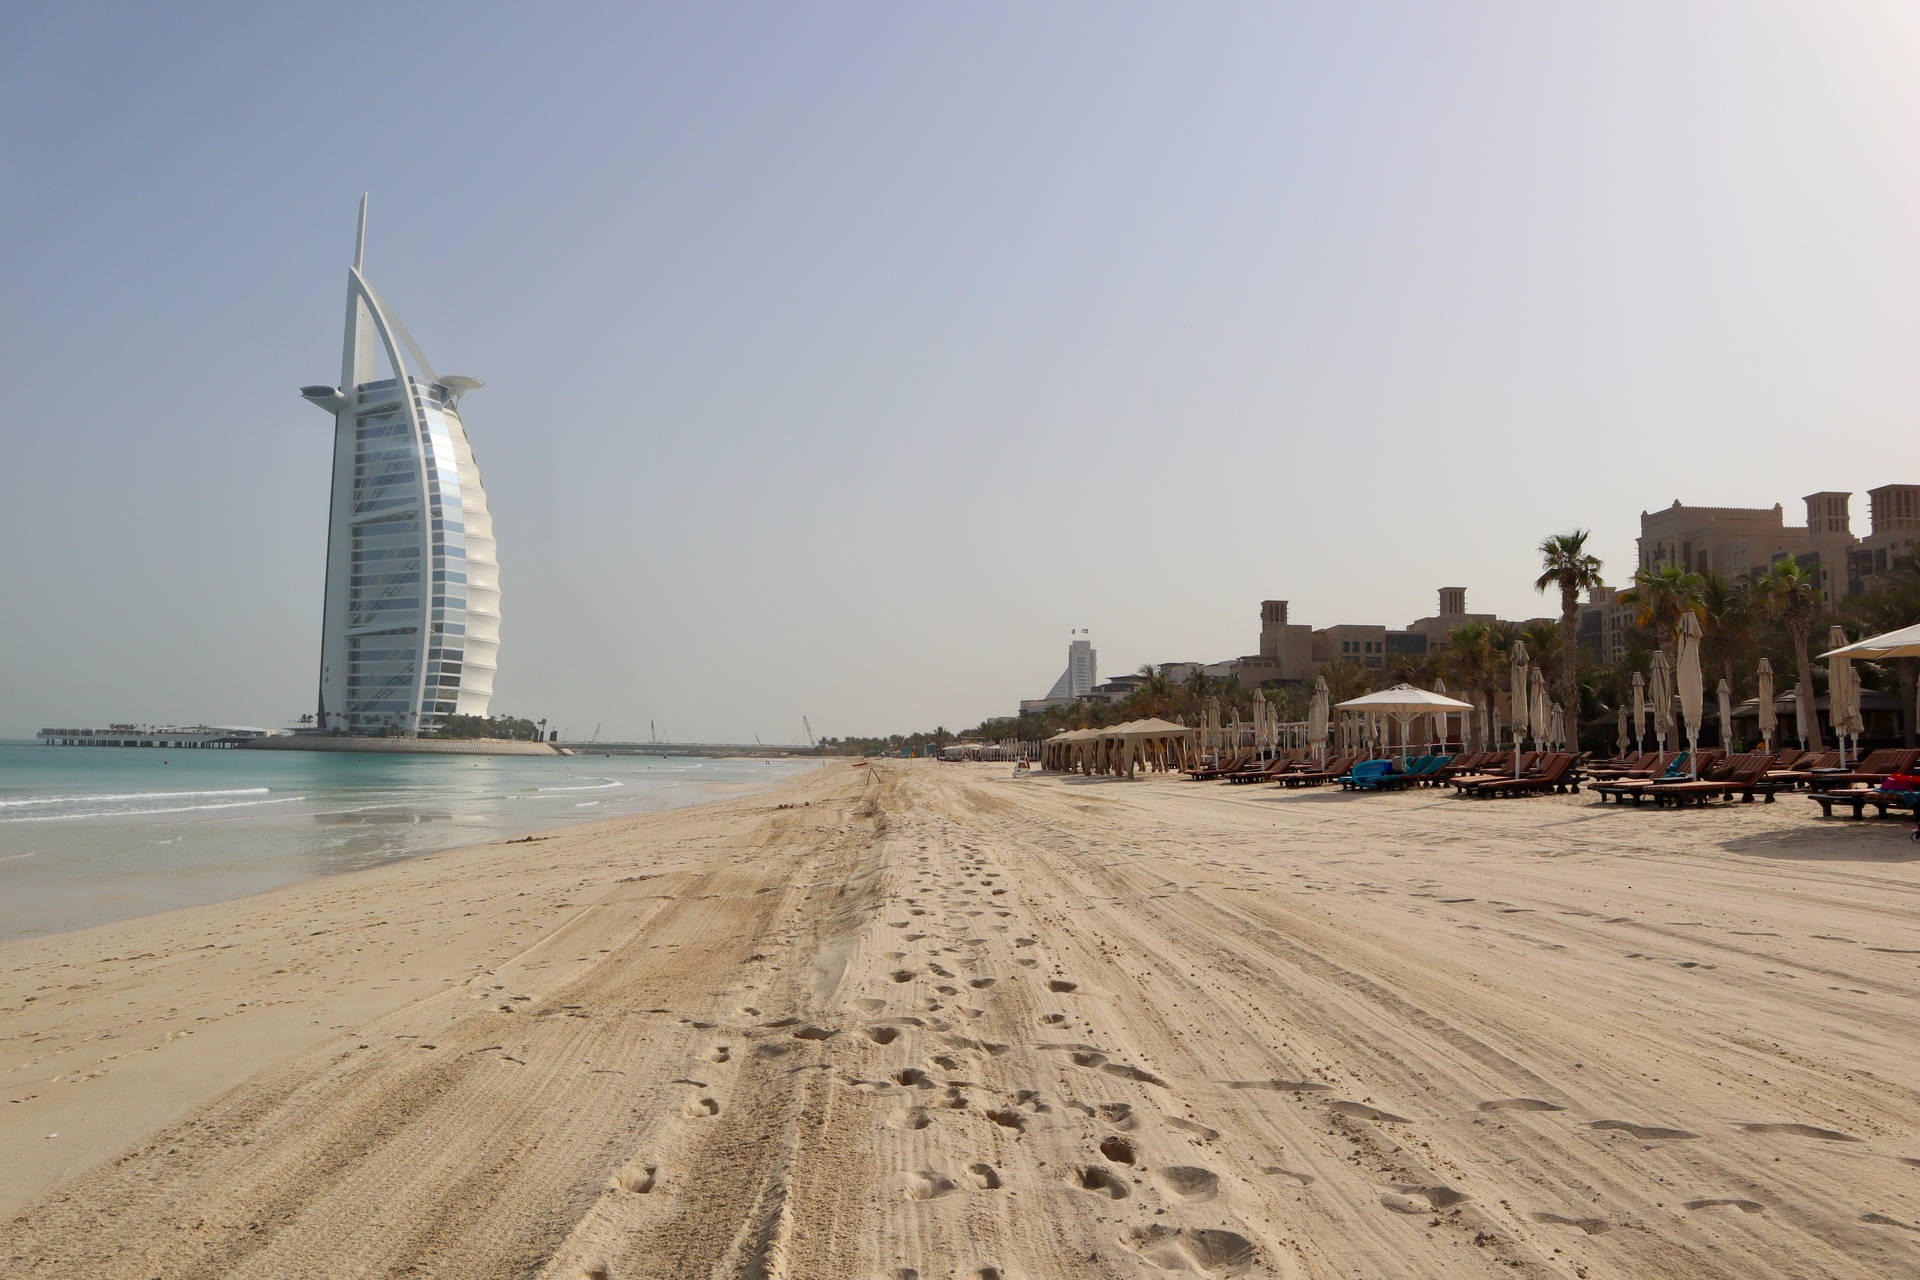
[5,759,1920,1277]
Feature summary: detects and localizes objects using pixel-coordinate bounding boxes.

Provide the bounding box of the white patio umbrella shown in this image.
[1823,621,1920,659]
[1509,640,1532,776]
[1336,685,1475,764]
[1676,613,1705,778]
[1308,676,1329,762]
[1650,651,1674,754]
[1717,677,1734,750]
[1631,670,1648,754]
[1829,624,1862,768]
[1529,667,1551,756]
[1756,658,1776,752]
[1616,704,1629,756]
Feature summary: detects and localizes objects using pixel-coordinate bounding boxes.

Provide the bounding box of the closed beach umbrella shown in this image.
[1717,678,1734,749]
[1829,624,1862,767]
[1529,667,1551,755]
[1756,659,1776,752]
[1631,670,1648,753]
[1308,676,1329,761]
[1550,703,1565,752]
[1794,683,1813,750]
[1509,640,1531,775]
[1676,613,1704,777]
[1491,705,1502,753]
[1650,651,1674,754]
[1616,703,1629,756]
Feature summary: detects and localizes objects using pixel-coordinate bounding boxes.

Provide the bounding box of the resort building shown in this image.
[1020,632,1098,714]
[300,199,501,736]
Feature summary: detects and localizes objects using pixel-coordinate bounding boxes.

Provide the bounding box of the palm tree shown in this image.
[1535,530,1604,752]
[1320,659,1375,705]
[1387,650,1440,688]
[1619,563,1706,662]
[1845,578,1920,748]
[1441,622,1499,736]
[1699,571,1757,697]
[1751,557,1825,749]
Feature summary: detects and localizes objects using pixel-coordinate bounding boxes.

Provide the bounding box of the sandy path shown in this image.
[6,760,1920,1277]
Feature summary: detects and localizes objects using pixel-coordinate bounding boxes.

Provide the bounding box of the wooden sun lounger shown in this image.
[1274,756,1354,788]
[1184,752,1253,780]
[1221,757,1297,784]
[1462,753,1577,796]
[1645,753,1779,806]
[1807,786,1920,824]
[1808,749,1920,789]
[1447,753,1539,792]
[1762,750,1839,789]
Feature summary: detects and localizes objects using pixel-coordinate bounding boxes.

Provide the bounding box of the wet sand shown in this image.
[6,760,1920,1277]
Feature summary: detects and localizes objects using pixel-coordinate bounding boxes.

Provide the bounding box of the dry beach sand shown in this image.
[5,759,1920,1277]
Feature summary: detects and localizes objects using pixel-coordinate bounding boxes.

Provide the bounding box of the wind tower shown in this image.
[300,197,501,735]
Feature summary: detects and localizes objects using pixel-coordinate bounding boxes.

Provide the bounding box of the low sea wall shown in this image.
[239,736,566,757]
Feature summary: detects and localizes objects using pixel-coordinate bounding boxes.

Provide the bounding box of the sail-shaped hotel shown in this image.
[300,199,500,735]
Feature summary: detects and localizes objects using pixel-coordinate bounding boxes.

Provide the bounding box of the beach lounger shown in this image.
[1274,756,1354,788]
[1462,753,1577,797]
[1221,757,1296,784]
[1808,749,1920,789]
[1584,751,1673,782]
[1336,760,1397,790]
[1807,778,1920,838]
[1762,750,1839,789]
[1590,753,1692,803]
[1374,755,1452,789]
[1646,753,1779,806]
[1183,752,1253,781]
[1447,753,1539,792]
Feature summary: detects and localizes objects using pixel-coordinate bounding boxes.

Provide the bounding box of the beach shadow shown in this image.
[1720,824,1920,864]
[1060,776,1141,786]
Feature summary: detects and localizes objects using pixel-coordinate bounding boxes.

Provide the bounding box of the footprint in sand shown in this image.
[1329,1101,1412,1124]
[1381,1184,1469,1213]
[707,1046,732,1063]
[1736,1122,1860,1142]
[1077,1165,1130,1199]
[966,1162,1002,1190]
[1048,980,1079,993]
[1163,1115,1221,1141]
[1585,1120,1697,1140]
[888,1106,933,1130]
[1477,1098,1566,1112]
[1863,1212,1920,1233]
[1122,1225,1258,1277]
[1685,1198,1765,1214]
[984,1108,1027,1132]
[793,1025,838,1041]
[1529,1211,1611,1234]
[865,1025,901,1045]
[613,1163,657,1194]
[1160,1166,1220,1200]
[1101,1062,1168,1087]
[902,1169,961,1201]
[1099,1136,1136,1164]
[684,1096,721,1118]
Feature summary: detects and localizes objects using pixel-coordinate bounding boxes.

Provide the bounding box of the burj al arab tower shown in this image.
[300,198,500,736]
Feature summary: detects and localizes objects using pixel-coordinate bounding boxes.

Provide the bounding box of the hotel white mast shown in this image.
[300,197,500,735]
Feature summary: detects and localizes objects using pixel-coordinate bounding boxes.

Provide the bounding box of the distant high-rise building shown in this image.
[300,198,500,735]
[1019,631,1097,714]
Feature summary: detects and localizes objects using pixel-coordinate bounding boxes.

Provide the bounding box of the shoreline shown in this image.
[7,761,1920,1277]
[0,753,821,946]
[0,765,830,1218]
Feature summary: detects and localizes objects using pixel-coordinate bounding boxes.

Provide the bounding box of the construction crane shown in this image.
[803,716,815,748]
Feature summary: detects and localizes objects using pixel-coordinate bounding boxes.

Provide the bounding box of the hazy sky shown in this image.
[3,3,1917,743]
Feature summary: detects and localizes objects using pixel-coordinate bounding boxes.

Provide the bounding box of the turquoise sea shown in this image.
[0,742,816,941]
